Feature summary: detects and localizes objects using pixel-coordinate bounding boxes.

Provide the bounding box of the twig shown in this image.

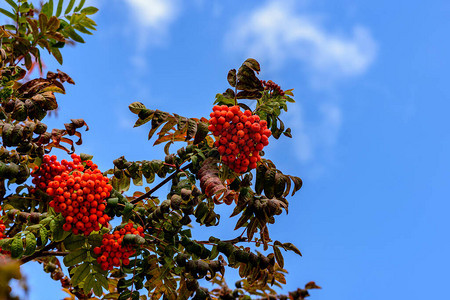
[130,163,192,204]
[21,251,68,264]
[20,241,59,264]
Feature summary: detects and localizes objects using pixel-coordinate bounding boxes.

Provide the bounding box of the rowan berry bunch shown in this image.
[0,206,9,255]
[261,80,285,96]
[208,105,271,173]
[93,222,145,271]
[31,154,112,236]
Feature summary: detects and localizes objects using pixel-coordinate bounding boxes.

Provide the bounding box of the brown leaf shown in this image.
[227,69,236,87]
[46,69,75,84]
[198,158,229,201]
[158,116,177,136]
[236,90,262,100]
[148,110,169,140]
[193,121,208,144]
[305,281,321,290]
[153,132,186,146]
[274,246,284,269]
[243,58,261,74]
[289,175,303,196]
[185,118,197,141]
[70,119,89,130]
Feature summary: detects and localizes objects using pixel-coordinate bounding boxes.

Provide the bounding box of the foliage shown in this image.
[0,1,318,299]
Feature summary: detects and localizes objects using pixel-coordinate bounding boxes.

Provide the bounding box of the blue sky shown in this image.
[4,0,450,299]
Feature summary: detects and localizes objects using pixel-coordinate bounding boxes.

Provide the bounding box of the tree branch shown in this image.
[20,241,60,264]
[130,163,192,204]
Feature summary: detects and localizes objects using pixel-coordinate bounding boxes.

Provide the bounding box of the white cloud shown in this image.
[122,0,180,70]
[226,1,377,84]
[124,0,179,34]
[225,1,376,169]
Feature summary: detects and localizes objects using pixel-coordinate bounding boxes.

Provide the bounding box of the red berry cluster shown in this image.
[261,80,285,96]
[208,105,271,173]
[31,154,112,236]
[94,223,144,271]
[0,206,9,255]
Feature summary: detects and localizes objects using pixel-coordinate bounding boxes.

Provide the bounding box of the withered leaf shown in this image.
[222,88,235,99]
[227,69,237,87]
[148,110,169,140]
[274,246,284,269]
[236,90,262,100]
[198,158,228,199]
[193,121,208,144]
[305,281,321,289]
[185,118,197,141]
[243,58,261,74]
[128,102,146,114]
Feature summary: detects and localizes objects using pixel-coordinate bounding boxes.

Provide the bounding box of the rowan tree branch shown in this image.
[130,163,192,204]
[20,241,61,264]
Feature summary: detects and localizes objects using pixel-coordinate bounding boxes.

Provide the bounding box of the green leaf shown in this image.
[63,234,86,251]
[42,0,54,17]
[0,8,16,20]
[94,272,109,289]
[19,2,31,13]
[283,242,302,256]
[5,0,18,10]
[11,238,24,259]
[40,227,48,246]
[51,47,63,64]
[39,13,48,33]
[92,279,103,297]
[83,273,95,294]
[74,0,86,12]
[49,0,54,14]
[81,6,98,15]
[63,249,88,266]
[71,262,90,286]
[65,0,76,14]
[56,0,64,17]
[0,238,12,249]
[4,24,16,31]
[87,234,103,247]
[80,153,94,161]
[51,217,69,241]
[24,233,37,256]
[116,175,131,193]
[123,202,134,221]
[40,216,53,226]
[73,24,92,35]
[66,26,85,43]
[210,245,219,260]
[273,246,284,268]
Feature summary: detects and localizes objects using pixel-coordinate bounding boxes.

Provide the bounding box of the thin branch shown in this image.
[20,241,59,264]
[130,163,192,204]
